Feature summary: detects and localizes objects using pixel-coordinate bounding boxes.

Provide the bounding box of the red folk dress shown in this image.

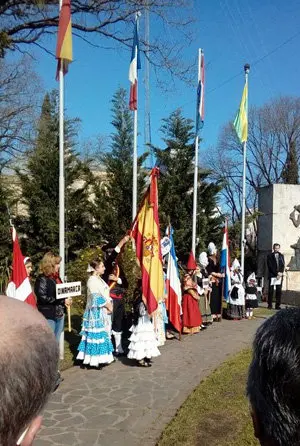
[182,274,202,334]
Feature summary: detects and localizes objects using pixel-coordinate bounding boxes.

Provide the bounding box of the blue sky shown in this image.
[23,0,300,165]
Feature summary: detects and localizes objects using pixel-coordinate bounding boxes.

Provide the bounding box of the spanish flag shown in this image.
[56,0,73,80]
[131,168,164,314]
[233,80,248,143]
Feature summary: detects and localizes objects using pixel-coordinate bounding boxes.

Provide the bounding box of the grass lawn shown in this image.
[158,305,277,446]
[157,348,258,446]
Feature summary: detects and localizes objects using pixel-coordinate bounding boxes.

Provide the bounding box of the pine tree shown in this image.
[96,87,147,242]
[282,140,299,184]
[155,109,222,260]
[0,177,13,291]
[16,91,96,262]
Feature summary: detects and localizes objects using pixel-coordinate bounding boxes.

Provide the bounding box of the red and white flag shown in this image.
[6,227,36,308]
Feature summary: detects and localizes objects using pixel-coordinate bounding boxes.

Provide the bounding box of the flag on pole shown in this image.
[196,49,205,133]
[6,227,36,308]
[129,17,141,111]
[131,167,164,314]
[56,0,73,80]
[233,80,248,143]
[165,226,182,332]
[220,221,231,302]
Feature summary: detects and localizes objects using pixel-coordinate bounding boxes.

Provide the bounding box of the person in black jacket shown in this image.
[34,253,72,344]
[267,243,285,310]
[102,235,130,355]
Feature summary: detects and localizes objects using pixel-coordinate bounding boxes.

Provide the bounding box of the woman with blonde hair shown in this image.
[35,252,71,343]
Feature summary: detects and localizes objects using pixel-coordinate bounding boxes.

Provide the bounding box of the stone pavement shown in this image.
[36,317,263,446]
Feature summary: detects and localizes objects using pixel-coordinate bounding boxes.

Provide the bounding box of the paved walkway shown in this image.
[36,317,263,446]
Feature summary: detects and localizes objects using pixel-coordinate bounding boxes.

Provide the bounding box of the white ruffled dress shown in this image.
[127,302,161,361]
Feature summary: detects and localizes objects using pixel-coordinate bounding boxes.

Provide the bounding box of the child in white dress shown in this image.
[128,285,160,367]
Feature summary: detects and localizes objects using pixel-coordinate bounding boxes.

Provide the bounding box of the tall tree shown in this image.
[282,140,299,184]
[0,177,13,291]
[16,91,96,262]
[95,87,147,242]
[155,109,222,260]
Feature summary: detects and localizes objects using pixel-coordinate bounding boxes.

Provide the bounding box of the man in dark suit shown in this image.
[267,243,285,310]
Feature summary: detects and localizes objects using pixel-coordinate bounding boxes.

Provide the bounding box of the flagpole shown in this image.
[132,12,140,221]
[192,48,202,256]
[59,0,65,281]
[132,107,138,220]
[240,64,250,277]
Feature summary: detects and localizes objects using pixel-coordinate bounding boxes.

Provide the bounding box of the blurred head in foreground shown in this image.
[0,296,58,446]
[247,308,300,446]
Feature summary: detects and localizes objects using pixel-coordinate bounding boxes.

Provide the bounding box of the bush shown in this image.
[66,246,103,312]
[118,242,141,312]
[66,242,140,314]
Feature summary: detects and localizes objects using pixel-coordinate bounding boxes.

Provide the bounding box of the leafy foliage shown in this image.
[96,87,147,243]
[16,91,97,263]
[66,246,104,312]
[0,178,13,292]
[154,109,223,260]
[118,242,141,312]
[282,140,299,184]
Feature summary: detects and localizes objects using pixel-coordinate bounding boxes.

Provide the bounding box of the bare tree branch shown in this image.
[0,56,43,170]
[0,0,195,83]
[205,96,300,228]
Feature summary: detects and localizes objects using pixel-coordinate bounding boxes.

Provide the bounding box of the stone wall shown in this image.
[257,184,300,304]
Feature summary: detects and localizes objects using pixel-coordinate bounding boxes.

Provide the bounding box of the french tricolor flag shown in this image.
[129,18,141,111]
[165,226,182,333]
[220,221,231,302]
[196,49,205,133]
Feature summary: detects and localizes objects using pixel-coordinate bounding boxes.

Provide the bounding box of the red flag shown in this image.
[6,227,36,308]
[131,168,164,314]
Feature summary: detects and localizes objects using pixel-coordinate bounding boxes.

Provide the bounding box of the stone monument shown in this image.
[257,184,300,306]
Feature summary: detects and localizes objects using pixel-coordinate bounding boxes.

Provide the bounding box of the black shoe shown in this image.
[275,306,281,310]
[267,306,273,310]
[138,359,151,367]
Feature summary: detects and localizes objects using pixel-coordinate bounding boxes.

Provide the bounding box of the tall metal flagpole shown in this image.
[241,63,250,277]
[59,0,65,281]
[132,108,138,220]
[132,12,140,221]
[192,49,202,256]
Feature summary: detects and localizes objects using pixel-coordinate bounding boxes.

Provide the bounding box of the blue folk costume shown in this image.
[77,275,114,367]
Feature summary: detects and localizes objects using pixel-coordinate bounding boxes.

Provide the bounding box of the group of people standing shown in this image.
[76,235,160,368]
[180,241,259,335]
[75,236,260,370]
[14,237,284,375]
